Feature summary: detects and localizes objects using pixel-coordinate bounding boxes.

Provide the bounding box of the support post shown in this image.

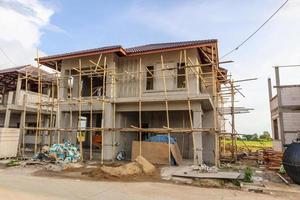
[275,67,285,147]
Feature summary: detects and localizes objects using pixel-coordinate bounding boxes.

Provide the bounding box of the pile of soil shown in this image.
[34,156,162,182]
[101,162,142,176]
[82,156,160,181]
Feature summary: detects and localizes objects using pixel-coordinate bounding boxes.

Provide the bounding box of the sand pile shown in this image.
[100,156,156,177]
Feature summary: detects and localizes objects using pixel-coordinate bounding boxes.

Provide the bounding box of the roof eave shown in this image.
[37,47,127,66]
[126,41,218,56]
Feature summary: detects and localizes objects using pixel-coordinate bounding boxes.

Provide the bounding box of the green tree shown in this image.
[251,133,259,141]
[259,131,272,141]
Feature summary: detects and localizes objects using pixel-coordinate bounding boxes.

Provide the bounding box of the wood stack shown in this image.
[263,149,283,170]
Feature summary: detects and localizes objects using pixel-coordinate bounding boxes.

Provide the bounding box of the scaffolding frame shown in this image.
[19,43,244,165]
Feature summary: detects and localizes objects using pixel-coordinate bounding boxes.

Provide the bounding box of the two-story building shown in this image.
[0,65,55,152]
[268,66,300,151]
[38,40,226,165]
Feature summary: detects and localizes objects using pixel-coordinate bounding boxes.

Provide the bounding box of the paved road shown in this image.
[0,168,294,200]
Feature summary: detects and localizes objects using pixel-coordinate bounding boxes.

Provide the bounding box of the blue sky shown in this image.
[39,0,282,54]
[1,0,300,135]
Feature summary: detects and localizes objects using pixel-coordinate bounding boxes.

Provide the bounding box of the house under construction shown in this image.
[0,65,55,151]
[268,66,300,151]
[16,39,242,165]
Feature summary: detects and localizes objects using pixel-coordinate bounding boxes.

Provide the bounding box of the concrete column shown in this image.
[267,78,272,100]
[43,116,50,145]
[103,104,114,160]
[18,111,25,155]
[60,69,68,99]
[193,110,203,165]
[15,74,22,105]
[275,67,285,147]
[102,54,116,161]
[4,91,13,128]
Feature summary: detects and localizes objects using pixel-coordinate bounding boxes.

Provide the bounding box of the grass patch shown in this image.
[223,140,273,152]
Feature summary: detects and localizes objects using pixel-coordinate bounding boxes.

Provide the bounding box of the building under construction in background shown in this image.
[1,40,252,165]
[0,65,55,151]
[268,65,300,151]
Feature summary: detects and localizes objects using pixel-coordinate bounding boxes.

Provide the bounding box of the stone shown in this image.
[135,155,156,174]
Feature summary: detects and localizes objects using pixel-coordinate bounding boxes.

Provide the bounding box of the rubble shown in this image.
[33,141,80,164]
[191,164,218,173]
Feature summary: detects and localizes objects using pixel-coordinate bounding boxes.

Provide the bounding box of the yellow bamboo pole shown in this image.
[101,56,107,164]
[160,55,171,165]
[139,58,142,156]
[79,59,83,161]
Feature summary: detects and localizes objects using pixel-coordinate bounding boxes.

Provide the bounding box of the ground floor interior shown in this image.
[0,108,217,165]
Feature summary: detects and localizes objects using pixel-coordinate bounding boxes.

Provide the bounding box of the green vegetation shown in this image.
[243,167,253,182]
[6,160,20,167]
[240,131,272,141]
[223,131,273,152]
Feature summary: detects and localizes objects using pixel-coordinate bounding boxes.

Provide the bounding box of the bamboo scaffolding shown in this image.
[23,45,245,166]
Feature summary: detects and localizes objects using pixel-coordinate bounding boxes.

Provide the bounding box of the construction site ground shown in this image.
[0,159,299,200]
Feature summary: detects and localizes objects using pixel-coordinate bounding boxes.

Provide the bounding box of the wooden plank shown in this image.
[173,171,242,180]
[131,141,169,165]
[170,143,183,165]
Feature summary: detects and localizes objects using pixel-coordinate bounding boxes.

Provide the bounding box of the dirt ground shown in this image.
[0,168,299,200]
[0,160,299,200]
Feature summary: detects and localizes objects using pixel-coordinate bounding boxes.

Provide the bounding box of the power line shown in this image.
[221,0,289,60]
[0,47,15,65]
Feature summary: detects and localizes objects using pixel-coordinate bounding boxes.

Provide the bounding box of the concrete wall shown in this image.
[270,96,278,111]
[282,112,300,143]
[116,49,207,98]
[281,86,300,106]
[0,112,37,128]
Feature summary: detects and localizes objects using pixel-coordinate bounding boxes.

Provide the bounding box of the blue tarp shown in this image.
[145,135,176,144]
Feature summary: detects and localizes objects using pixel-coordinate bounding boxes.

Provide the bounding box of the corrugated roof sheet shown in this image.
[125,39,217,53]
[0,65,28,74]
[0,65,52,75]
[39,45,122,61]
[38,39,217,62]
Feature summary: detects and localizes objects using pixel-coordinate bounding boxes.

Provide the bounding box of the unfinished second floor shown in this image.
[0,65,56,112]
[38,40,227,110]
[268,66,300,114]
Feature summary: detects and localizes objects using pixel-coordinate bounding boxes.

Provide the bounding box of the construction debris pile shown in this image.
[33,141,80,164]
[262,149,283,170]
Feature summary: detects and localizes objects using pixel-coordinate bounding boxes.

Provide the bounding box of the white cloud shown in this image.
[0,0,55,67]
[127,0,300,135]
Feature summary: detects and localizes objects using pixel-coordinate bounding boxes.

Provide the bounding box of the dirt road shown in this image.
[0,168,297,200]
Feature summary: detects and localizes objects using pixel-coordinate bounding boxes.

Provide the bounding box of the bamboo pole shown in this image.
[139,58,142,156]
[22,70,28,156]
[78,59,83,161]
[112,61,116,162]
[160,54,171,165]
[90,64,93,160]
[184,50,196,164]
[55,61,60,143]
[101,56,107,164]
[34,49,41,154]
